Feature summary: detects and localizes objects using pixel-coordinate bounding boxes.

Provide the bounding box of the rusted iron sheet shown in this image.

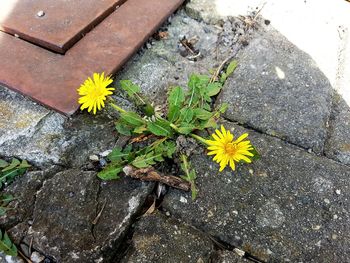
[0,0,125,53]
[0,0,184,115]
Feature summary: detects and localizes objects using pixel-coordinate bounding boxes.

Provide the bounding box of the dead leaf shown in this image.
[143,197,156,216]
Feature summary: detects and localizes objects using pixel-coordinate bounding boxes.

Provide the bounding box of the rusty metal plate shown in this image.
[0,0,184,115]
[0,0,125,53]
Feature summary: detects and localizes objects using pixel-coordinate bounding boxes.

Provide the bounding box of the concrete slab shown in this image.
[163,121,350,262]
[217,28,333,153]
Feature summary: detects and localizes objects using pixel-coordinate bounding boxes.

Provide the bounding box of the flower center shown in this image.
[224,143,237,155]
[90,86,104,99]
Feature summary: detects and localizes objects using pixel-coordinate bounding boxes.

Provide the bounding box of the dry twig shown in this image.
[92,199,107,225]
[123,165,190,191]
[210,56,233,83]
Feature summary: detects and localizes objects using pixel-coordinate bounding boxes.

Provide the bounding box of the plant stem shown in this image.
[169,123,180,132]
[110,103,126,113]
[180,155,189,175]
[170,122,208,145]
[190,133,208,145]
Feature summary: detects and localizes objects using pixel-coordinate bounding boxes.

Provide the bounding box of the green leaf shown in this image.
[198,117,217,130]
[249,146,261,161]
[167,105,180,122]
[168,86,185,107]
[177,124,196,135]
[108,147,130,162]
[132,153,158,168]
[218,103,228,113]
[164,141,176,158]
[115,121,132,136]
[120,112,144,127]
[147,119,172,137]
[0,194,14,205]
[220,72,227,83]
[0,160,8,168]
[133,125,147,134]
[167,86,185,122]
[193,108,212,120]
[154,141,176,158]
[142,103,155,117]
[120,80,141,98]
[0,194,14,216]
[0,208,7,217]
[226,60,238,76]
[187,75,200,107]
[153,155,164,162]
[97,166,122,180]
[180,155,198,200]
[0,230,17,256]
[196,75,210,87]
[205,82,222,97]
[202,102,211,111]
[0,158,30,189]
[2,159,20,172]
[190,183,198,200]
[180,108,194,123]
[18,160,31,169]
[0,168,27,188]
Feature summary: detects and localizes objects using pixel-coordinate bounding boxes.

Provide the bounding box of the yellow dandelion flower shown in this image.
[205,125,254,172]
[78,72,114,114]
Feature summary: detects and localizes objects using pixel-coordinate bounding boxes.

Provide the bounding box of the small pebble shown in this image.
[335,189,341,195]
[5,255,24,263]
[31,251,45,263]
[14,34,19,38]
[36,10,45,17]
[324,198,330,204]
[333,214,338,220]
[89,155,99,161]
[165,211,171,217]
[312,225,321,230]
[332,234,338,240]
[99,158,107,167]
[234,248,245,257]
[180,196,188,203]
[308,148,312,153]
[100,150,112,157]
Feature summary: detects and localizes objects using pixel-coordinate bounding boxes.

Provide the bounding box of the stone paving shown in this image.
[0,1,350,263]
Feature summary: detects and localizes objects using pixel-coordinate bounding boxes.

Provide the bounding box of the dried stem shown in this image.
[210,56,232,83]
[123,165,190,191]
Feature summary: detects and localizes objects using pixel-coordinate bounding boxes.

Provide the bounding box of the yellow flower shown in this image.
[78,72,114,114]
[206,125,254,172]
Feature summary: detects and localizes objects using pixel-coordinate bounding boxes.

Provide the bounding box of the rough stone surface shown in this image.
[217,28,333,153]
[185,0,224,24]
[22,169,153,263]
[0,169,60,232]
[0,86,116,168]
[114,10,225,107]
[325,95,350,165]
[215,250,249,263]
[121,212,215,263]
[162,121,350,262]
[0,253,24,263]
